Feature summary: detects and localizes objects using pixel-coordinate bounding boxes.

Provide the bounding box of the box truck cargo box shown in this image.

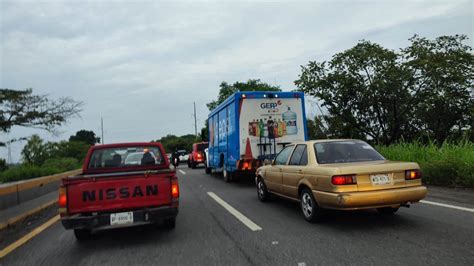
[207,91,307,181]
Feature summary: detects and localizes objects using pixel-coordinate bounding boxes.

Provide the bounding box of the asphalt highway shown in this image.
[2,166,473,265]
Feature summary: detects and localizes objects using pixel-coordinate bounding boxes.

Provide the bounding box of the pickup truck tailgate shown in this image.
[66,171,173,214]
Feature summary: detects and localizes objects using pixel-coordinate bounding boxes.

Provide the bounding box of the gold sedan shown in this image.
[255,139,427,222]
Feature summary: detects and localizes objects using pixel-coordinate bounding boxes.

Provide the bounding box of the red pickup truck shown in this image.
[58,142,179,240]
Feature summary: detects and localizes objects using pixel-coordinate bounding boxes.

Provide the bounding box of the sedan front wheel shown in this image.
[257,178,269,202]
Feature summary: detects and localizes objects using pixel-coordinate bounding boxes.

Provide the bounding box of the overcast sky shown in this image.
[1,0,472,162]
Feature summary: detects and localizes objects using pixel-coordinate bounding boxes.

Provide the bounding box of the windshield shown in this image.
[314,140,385,164]
[88,146,164,169]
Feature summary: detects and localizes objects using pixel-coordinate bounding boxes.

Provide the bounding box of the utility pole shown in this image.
[101,117,104,144]
[193,102,198,139]
[7,143,12,164]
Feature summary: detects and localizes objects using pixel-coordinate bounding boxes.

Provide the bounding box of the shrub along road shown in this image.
[1,166,473,265]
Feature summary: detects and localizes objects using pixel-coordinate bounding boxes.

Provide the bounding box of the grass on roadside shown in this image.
[0,157,81,183]
[376,141,474,188]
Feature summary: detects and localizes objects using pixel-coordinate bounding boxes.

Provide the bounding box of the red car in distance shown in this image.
[188,142,208,169]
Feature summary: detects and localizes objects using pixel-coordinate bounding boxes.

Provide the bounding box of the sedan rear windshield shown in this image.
[88,146,165,170]
[314,140,385,164]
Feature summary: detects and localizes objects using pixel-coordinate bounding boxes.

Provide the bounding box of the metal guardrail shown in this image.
[0,169,82,211]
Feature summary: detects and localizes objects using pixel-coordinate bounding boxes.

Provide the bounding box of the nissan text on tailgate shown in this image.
[58,142,179,240]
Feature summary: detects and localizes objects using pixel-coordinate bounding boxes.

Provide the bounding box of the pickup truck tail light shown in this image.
[332,175,357,185]
[58,186,67,215]
[405,169,422,180]
[171,180,179,198]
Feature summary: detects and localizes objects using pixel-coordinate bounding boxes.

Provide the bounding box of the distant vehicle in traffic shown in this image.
[255,139,427,222]
[58,143,179,240]
[207,91,308,182]
[188,142,208,168]
[177,149,188,164]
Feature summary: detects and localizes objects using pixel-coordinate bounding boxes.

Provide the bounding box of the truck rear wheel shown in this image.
[205,161,211,174]
[163,218,176,229]
[74,229,91,241]
[223,169,232,183]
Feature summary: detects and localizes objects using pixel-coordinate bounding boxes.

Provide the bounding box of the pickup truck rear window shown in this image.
[88,146,165,169]
[314,140,385,164]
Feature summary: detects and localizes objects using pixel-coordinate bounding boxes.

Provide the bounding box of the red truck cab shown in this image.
[187,142,208,169]
[59,142,179,240]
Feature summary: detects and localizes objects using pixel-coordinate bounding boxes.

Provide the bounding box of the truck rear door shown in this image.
[65,144,176,214]
[66,170,174,214]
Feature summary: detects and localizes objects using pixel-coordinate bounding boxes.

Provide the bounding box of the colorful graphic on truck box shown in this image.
[239,97,305,160]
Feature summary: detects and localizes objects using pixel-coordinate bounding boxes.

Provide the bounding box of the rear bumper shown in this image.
[314,186,427,210]
[61,206,178,230]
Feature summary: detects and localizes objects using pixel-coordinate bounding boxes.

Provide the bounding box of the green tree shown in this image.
[21,134,47,165]
[69,130,100,145]
[200,120,209,142]
[306,116,327,140]
[53,141,90,163]
[296,35,473,144]
[0,158,7,172]
[402,35,473,143]
[155,134,197,153]
[206,79,281,111]
[0,89,82,135]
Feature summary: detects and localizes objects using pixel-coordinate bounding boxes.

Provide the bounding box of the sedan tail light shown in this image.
[331,175,357,185]
[405,169,422,180]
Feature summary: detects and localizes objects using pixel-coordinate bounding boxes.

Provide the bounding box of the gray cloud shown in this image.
[1,0,472,162]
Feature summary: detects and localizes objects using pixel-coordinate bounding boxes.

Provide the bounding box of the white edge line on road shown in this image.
[420,200,474,213]
[178,169,186,175]
[207,192,262,231]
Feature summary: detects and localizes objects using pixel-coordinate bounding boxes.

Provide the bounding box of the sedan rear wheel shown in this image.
[300,188,324,223]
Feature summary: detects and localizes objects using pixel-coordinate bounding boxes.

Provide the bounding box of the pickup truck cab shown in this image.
[59,142,179,240]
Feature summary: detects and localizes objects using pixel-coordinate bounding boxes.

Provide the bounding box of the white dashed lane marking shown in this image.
[178,169,186,175]
[420,200,474,213]
[207,192,262,231]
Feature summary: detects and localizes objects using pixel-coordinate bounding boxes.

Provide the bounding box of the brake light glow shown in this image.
[171,181,179,198]
[243,162,250,169]
[58,187,67,208]
[196,153,202,159]
[331,175,357,185]
[405,169,422,180]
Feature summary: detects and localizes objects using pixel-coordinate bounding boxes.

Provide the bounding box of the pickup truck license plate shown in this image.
[110,212,134,226]
[370,174,392,185]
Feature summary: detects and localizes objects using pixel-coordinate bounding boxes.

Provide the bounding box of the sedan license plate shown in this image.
[110,212,134,226]
[370,174,392,185]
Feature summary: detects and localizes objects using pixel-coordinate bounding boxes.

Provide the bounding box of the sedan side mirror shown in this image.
[263,159,272,165]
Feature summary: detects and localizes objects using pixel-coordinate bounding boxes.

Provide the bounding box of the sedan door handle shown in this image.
[297,169,303,174]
